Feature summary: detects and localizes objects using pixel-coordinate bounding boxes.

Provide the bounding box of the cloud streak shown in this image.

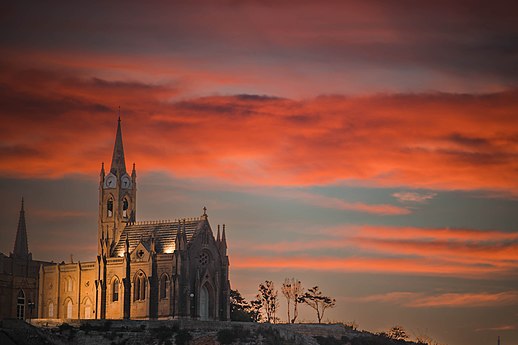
[232,226,518,277]
[356,291,518,308]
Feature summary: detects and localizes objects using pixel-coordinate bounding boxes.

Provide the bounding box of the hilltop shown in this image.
[1,319,425,345]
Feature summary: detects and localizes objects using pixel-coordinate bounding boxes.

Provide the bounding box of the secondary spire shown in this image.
[13,197,30,258]
[110,111,127,176]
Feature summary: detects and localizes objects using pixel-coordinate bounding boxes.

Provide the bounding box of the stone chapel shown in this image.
[37,119,231,320]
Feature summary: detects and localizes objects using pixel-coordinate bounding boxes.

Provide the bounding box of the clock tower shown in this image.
[98,118,137,256]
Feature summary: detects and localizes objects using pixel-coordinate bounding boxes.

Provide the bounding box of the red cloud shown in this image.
[2,61,518,194]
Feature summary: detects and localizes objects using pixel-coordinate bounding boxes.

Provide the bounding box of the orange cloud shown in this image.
[230,254,512,277]
[409,291,518,308]
[232,226,518,277]
[2,60,518,195]
[355,291,518,308]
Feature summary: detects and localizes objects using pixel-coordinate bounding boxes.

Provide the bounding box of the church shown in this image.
[35,119,230,320]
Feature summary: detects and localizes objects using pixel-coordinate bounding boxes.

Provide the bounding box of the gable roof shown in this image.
[111,217,205,257]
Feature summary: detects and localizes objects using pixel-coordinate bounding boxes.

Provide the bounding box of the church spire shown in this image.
[110,115,127,176]
[13,197,30,258]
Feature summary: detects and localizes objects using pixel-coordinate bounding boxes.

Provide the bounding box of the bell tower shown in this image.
[98,117,137,256]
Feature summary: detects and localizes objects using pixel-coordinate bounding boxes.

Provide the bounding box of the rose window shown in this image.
[199,252,209,266]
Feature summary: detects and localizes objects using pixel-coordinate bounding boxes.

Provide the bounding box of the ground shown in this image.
[0,319,422,345]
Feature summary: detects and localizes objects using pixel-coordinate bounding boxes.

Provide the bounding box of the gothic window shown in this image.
[112,278,120,302]
[160,274,169,300]
[66,300,73,319]
[133,271,147,301]
[199,252,209,266]
[107,198,113,217]
[16,290,25,320]
[84,299,92,319]
[48,302,54,318]
[122,198,129,218]
[65,277,73,292]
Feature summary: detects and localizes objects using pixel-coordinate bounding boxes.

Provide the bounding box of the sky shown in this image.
[1,1,517,344]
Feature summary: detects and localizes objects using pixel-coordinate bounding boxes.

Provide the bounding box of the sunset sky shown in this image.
[1,1,517,344]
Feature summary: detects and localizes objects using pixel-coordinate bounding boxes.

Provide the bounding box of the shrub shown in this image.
[315,335,346,345]
[175,329,192,345]
[217,327,251,344]
[58,323,73,332]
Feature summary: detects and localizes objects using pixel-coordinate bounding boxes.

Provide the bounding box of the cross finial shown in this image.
[203,206,207,215]
[118,106,121,122]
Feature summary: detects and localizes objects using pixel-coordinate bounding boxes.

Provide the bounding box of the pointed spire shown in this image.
[217,225,221,242]
[110,115,127,176]
[100,162,105,178]
[221,224,227,250]
[13,197,30,258]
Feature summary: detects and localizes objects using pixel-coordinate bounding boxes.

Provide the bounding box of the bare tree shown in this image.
[281,278,304,323]
[298,286,336,324]
[258,280,279,323]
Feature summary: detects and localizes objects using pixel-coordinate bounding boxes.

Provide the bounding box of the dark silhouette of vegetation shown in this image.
[230,289,254,322]
[175,329,192,345]
[281,278,304,323]
[315,335,351,345]
[250,296,263,322]
[257,326,297,345]
[258,280,279,323]
[155,325,179,345]
[387,326,409,341]
[298,286,336,323]
[217,326,251,344]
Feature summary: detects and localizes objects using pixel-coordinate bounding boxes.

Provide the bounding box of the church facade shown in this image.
[36,119,230,320]
[0,199,50,320]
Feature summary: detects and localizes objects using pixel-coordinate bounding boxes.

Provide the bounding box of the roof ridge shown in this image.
[130,216,202,226]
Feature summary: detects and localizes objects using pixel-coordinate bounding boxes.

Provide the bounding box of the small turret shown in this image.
[221,224,227,252]
[151,232,156,253]
[125,234,130,255]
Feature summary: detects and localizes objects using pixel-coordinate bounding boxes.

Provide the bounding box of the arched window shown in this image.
[66,277,73,292]
[66,300,73,319]
[84,299,92,319]
[133,271,147,301]
[107,198,113,217]
[199,251,210,266]
[112,277,120,302]
[122,198,129,218]
[48,302,54,318]
[160,274,169,300]
[16,290,25,319]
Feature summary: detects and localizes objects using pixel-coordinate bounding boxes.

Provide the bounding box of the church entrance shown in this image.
[199,285,210,320]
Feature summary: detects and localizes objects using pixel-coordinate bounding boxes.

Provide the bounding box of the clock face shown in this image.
[104,175,117,189]
[121,175,132,189]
